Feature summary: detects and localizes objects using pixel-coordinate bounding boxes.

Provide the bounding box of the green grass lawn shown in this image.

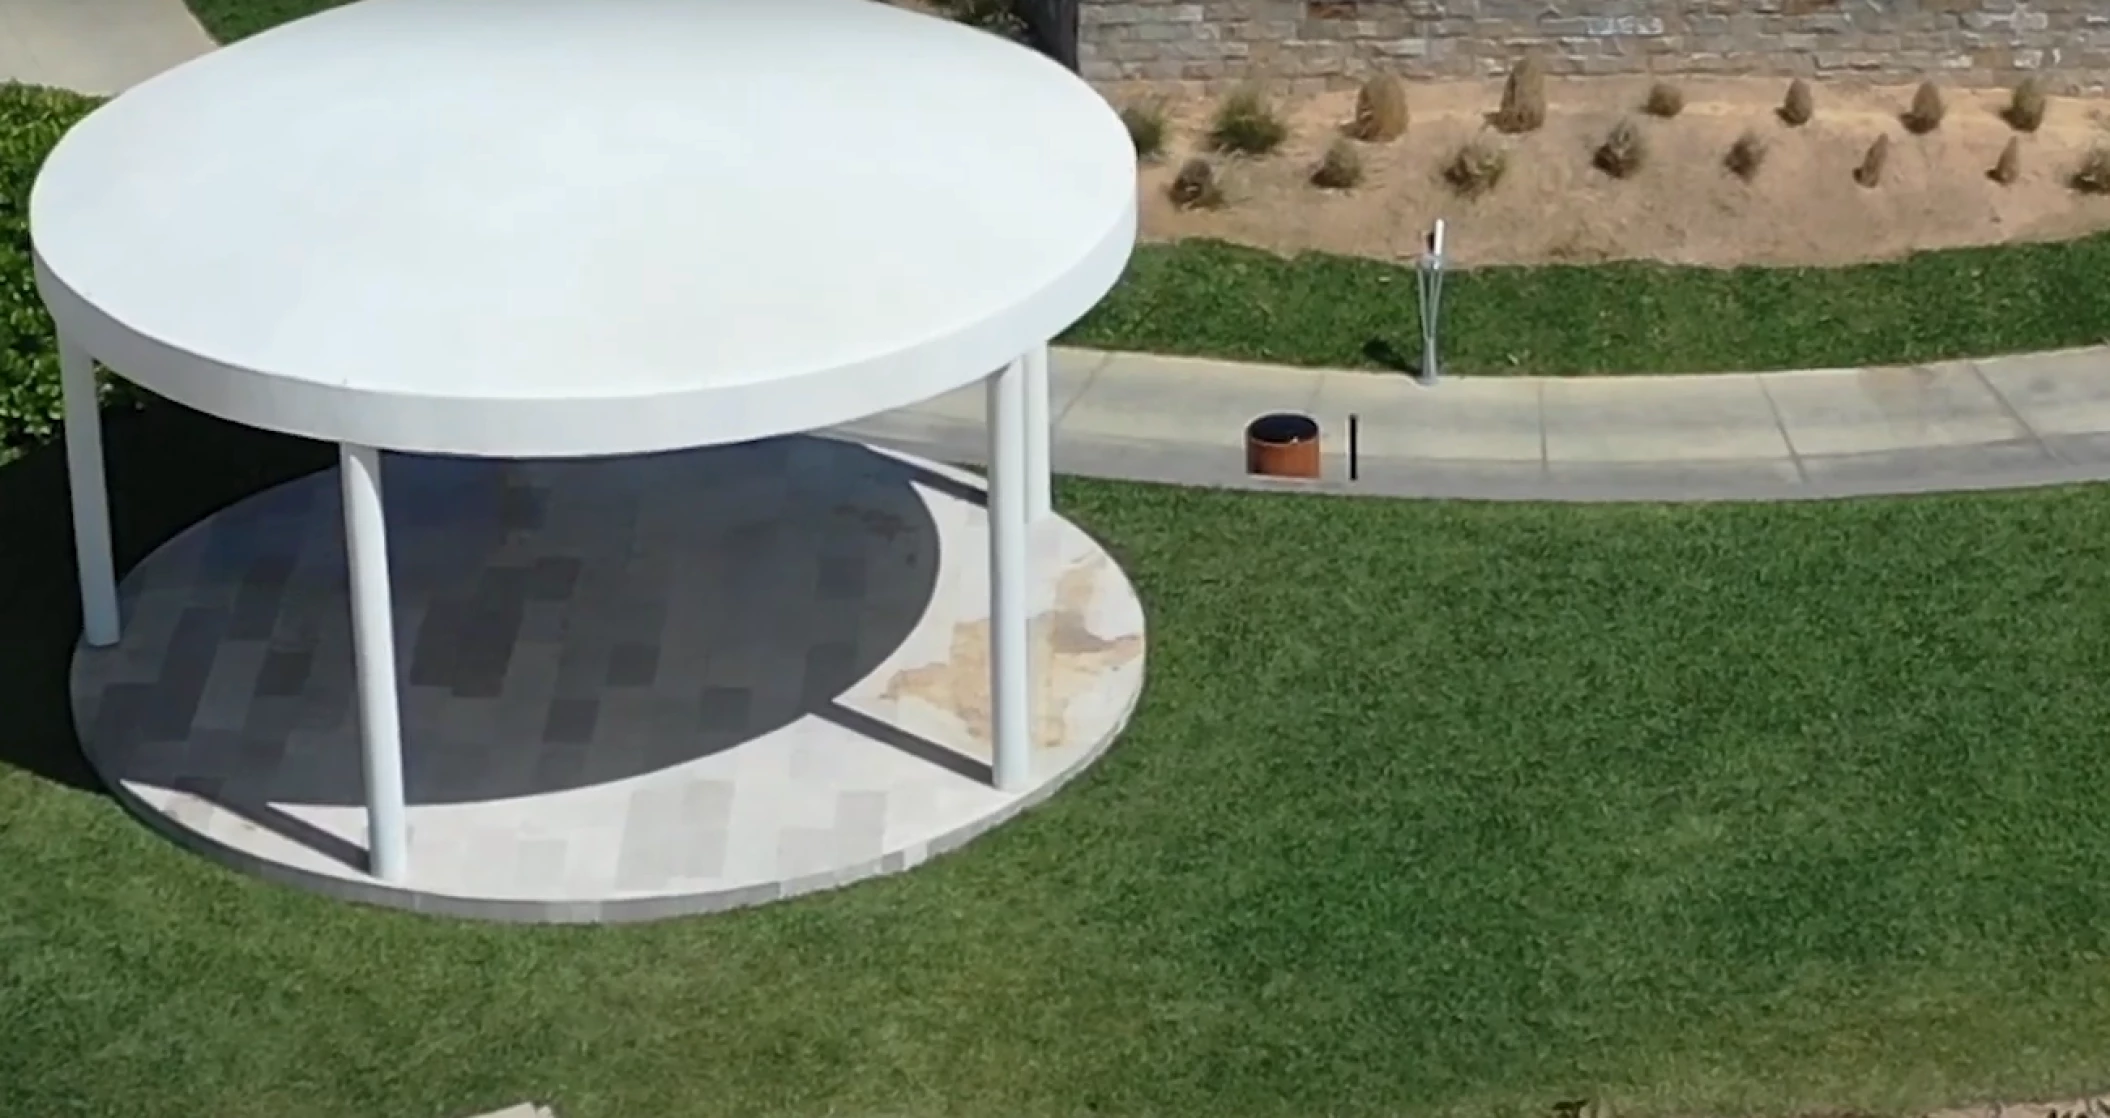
[7,401,2110,1118]
[1068,235,2110,374]
[12,23,2110,1116]
[182,0,351,42]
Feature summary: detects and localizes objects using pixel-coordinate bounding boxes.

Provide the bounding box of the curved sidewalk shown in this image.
[834,345,2110,502]
[0,0,211,93]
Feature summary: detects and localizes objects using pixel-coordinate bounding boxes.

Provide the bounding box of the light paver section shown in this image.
[1761,363,2034,456]
[832,345,2110,501]
[70,438,1147,922]
[0,0,212,93]
[916,348,1104,424]
[1542,374,1791,463]
[1062,351,1323,444]
[1974,347,2110,437]
[1313,371,1543,462]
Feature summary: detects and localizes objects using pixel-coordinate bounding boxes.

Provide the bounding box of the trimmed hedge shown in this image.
[0,83,103,462]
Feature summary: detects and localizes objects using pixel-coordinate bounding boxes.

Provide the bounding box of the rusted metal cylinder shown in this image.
[1244,412,1321,480]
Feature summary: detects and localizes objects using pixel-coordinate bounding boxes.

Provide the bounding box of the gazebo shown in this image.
[35,0,1144,919]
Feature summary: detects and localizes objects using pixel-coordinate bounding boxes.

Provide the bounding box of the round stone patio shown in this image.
[69,437,1146,922]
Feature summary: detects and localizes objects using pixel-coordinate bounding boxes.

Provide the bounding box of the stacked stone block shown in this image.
[1075,0,2110,91]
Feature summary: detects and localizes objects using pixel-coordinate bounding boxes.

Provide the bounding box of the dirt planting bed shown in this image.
[1127,75,2110,269]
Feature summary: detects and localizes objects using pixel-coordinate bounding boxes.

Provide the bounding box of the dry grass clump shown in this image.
[1724,130,1767,182]
[2003,76,2048,133]
[1592,118,1648,179]
[1778,78,1814,127]
[1310,138,1365,189]
[1901,81,1945,134]
[1168,157,1225,208]
[1209,85,1289,156]
[1642,81,1685,119]
[1348,72,1408,142]
[1853,134,1891,188]
[1490,54,1547,134]
[1442,139,1507,198]
[1989,136,2022,185]
[1120,101,1168,161]
[2072,146,2110,195]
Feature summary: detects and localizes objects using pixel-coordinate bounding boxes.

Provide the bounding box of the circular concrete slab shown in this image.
[70,438,1145,922]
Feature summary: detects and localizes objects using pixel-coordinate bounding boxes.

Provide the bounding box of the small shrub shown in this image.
[1208,85,1288,156]
[2072,146,2110,195]
[1442,139,1507,198]
[1901,81,1945,134]
[1490,54,1547,134]
[1348,72,1408,142]
[1592,118,1648,179]
[0,85,126,461]
[1854,133,1891,188]
[2003,76,2048,133]
[1642,81,1684,119]
[1724,130,1767,182]
[1120,101,1169,161]
[1311,138,1365,189]
[1168,157,1225,208]
[1778,78,1814,126]
[1989,136,2022,185]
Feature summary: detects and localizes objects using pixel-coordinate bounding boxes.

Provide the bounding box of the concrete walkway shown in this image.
[0,0,211,94]
[836,345,2110,501]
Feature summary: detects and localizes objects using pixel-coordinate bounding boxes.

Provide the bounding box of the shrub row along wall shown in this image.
[1077,0,2110,91]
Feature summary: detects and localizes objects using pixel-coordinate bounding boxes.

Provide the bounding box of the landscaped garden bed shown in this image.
[1089,66,2110,373]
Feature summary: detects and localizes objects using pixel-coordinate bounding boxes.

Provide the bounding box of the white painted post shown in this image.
[339,444,410,882]
[987,359,1033,792]
[1022,344,1053,522]
[59,337,120,647]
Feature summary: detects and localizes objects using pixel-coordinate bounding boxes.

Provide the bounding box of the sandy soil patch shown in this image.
[1131,76,2110,268]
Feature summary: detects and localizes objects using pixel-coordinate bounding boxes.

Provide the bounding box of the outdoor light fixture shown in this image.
[1417,218,1447,386]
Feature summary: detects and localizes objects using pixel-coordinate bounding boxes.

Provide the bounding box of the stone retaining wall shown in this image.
[1075,0,2110,91]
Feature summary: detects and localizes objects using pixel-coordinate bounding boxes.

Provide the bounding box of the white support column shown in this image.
[59,337,120,647]
[987,358,1033,792]
[339,444,410,882]
[1021,344,1054,522]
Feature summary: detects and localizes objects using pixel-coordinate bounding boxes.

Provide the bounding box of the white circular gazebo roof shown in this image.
[31,0,1137,456]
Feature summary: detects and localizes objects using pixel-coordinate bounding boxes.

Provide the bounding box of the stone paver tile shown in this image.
[560,826,623,896]
[1972,348,2110,437]
[1312,372,1541,462]
[191,640,268,730]
[833,789,891,861]
[1543,374,1789,463]
[1061,352,1322,444]
[892,347,1107,425]
[506,837,573,895]
[1762,363,2030,456]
